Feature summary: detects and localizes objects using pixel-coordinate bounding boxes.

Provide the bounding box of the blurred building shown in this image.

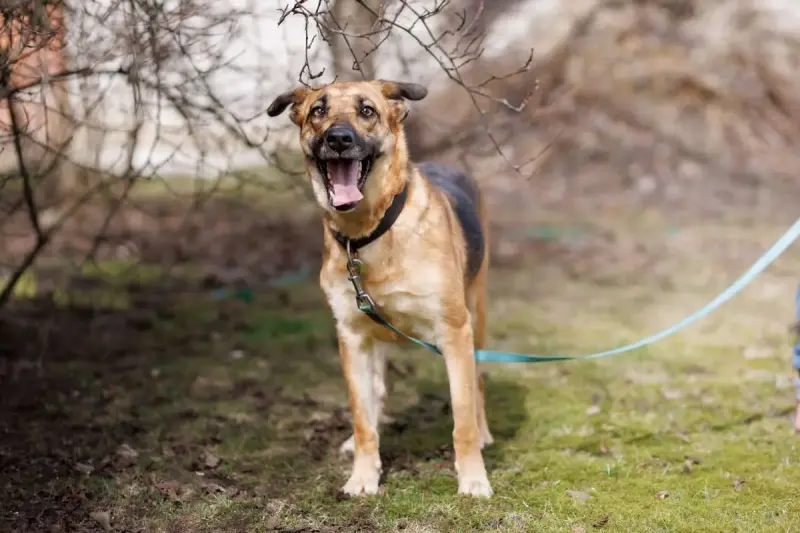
[0,1,75,196]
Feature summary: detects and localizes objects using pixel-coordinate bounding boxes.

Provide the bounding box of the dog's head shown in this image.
[267,80,427,213]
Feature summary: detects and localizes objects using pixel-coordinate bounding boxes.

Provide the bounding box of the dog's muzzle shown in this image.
[312,125,376,212]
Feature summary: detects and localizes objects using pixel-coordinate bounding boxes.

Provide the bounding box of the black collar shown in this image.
[331,182,409,253]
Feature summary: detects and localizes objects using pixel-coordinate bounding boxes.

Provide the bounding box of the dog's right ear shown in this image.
[267,88,310,125]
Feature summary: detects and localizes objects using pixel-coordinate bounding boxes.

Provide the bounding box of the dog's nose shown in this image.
[325,127,354,153]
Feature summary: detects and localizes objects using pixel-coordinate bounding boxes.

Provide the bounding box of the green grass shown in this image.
[133,158,307,200]
[4,200,800,533]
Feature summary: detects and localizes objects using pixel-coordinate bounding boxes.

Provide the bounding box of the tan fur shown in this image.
[268,80,494,498]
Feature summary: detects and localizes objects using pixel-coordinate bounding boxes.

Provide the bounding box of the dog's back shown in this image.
[418,161,485,281]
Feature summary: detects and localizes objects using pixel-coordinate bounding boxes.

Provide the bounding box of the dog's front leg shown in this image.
[441,321,493,498]
[337,328,382,496]
[340,342,390,456]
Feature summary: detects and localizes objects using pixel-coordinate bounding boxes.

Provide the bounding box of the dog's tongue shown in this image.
[327,160,363,206]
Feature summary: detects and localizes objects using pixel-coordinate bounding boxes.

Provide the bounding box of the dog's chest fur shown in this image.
[324,254,443,343]
[320,168,475,344]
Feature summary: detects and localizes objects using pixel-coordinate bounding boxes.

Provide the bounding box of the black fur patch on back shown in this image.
[418,161,484,281]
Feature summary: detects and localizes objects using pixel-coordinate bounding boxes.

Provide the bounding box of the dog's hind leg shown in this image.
[440,313,493,497]
[469,259,494,450]
[469,199,494,450]
[339,341,390,458]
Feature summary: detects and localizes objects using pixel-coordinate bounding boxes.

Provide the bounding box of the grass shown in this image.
[3,189,800,533]
[133,161,305,200]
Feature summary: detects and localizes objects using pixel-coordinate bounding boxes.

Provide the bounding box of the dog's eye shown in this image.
[360,105,375,118]
[311,105,325,118]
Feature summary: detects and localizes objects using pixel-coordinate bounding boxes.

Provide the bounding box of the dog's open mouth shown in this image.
[316,157,373,211]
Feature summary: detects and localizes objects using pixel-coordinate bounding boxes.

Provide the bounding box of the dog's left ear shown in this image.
[375,80,427,123]
[376,80,428,102]
[267,87,310,125]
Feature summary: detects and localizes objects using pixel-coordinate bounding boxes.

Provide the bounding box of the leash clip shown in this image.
[346,242,376,314]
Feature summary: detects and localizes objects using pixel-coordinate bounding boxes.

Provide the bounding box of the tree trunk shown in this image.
[325,0,382,81]
[0,2,77,207]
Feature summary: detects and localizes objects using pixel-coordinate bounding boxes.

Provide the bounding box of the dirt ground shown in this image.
[1,165,799,532]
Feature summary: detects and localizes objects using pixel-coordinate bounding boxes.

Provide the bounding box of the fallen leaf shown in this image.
[264,499,288,514]
[567,489,592,501]
[89,511,111,531]
[592,515,610,528]
[571,525,586,533]
[203,450,221,469]
[200,480,226,493]
[585,405,601,416]
[154,480,183,501]
[117,443,139,461]
[655,490,670,500]
[734,478,746,491]
[74,462,94,476]
[227,411,255,423]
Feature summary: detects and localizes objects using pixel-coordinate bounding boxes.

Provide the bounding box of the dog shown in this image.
[267,80,494,497]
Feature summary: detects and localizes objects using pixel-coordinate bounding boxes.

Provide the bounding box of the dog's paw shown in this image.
[458,474,493,498]
[341,469,380,497]
[339,435,355,456]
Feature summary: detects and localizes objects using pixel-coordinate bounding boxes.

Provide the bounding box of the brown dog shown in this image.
[267,80,494,497]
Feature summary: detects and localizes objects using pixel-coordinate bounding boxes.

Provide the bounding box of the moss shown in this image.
[0,269,38,299]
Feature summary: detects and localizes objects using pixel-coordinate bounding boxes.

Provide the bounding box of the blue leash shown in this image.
[349,217,800,364]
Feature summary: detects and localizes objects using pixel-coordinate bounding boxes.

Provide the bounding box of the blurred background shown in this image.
[2,0,800,298]
[2,1,800,531]
[2,0,799,302]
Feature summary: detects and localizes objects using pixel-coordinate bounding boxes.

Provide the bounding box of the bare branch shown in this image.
[0,0,545,309]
